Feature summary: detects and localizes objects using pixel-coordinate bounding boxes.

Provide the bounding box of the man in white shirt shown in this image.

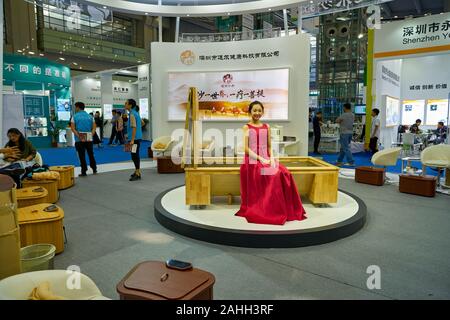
[369,108,380,154]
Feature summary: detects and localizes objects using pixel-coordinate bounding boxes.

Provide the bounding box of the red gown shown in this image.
[236,123,307,225]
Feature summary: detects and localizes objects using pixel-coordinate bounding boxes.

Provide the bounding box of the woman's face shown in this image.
[250,104,264,121]
[8,133,20,143]
[124,101,131,110]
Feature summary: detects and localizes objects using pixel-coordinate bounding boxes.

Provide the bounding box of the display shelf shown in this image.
[24,117,48,137]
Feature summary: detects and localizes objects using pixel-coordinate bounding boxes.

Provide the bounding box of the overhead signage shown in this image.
[3,54,70,87]
[375,13,450,58]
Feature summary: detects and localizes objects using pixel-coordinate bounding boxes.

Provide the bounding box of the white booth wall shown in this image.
[72,78,139,139]
[73,78,138,109]
[151,34,311,156]
[373,13,450,149]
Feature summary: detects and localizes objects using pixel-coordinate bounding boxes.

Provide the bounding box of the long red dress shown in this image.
[236,123,307,225]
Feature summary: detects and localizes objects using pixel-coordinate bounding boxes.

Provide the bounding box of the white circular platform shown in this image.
[154,186,367,248]
[162,186,359,231]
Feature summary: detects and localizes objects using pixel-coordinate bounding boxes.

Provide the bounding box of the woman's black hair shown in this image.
[6,128,26,151]
[248,101,264,113]
[127,99,139,112]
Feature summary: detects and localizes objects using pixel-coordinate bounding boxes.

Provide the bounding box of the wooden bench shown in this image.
[185,156,339,206]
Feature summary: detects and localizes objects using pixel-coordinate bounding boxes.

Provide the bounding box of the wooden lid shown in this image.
[399,174,437,181]
[122,261,214,300]
[356,166,385,172]
[16,187,48,199]
[49,166,74,171]
[23,179,56,184]
[18,203,64,223]
[0,174,15,191]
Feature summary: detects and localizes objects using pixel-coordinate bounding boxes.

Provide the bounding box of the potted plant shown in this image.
[49,121,65,147]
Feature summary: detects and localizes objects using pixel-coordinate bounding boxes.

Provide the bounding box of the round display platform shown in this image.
[154,186,367,248]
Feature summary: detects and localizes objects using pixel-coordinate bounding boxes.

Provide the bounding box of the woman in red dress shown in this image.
[236,101,306,225]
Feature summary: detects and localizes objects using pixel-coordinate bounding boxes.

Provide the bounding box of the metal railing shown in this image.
[180,27,287,43]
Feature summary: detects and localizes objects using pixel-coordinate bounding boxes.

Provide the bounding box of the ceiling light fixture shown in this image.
[103,6,107,9]
[268,8,272,11]
[39,53,44,56]
[59,57,65,61]
[73,62,78,65]
[28,51,35,55]
[17,49,23,53]
[358,33,364,39]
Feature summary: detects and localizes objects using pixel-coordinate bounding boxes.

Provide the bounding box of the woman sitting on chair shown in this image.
[4,128,37,162]
[1,128,38,187]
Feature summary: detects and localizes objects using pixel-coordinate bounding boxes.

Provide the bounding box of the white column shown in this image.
[138,64,151,141]
[298,4,303,32]
[175,17,180,42]
[175,3,180,43]
[100,74,114,139]
[158,0,162,42]
[0,2,4,146]
[283,9,289,36]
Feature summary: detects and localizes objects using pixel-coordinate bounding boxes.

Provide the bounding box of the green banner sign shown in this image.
[3,54,71,87]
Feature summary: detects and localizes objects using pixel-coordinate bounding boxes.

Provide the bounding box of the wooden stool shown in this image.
[116,261,215,300]
[16,187,48,208]
[18,203,65,254]
[157,157,184,173]
[22,179,59,203]
[399,174,437,197]
[0,175,21,280]
[49,166,75,190]
[355,166,385,186]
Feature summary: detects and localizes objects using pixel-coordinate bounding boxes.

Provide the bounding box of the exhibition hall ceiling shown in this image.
[119,0,261,4]
[381,0,449,20]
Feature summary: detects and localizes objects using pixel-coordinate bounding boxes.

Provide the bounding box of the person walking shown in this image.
[108,110,118,145]
[94,111,103,144]
[125,99,143,181]
[71,102,97,176]
[369,108,380,154]
[116,110,125,145]
[93,111,103,148]
[122,112,128,141]
[313,111,323,155]
[335,103,355,166]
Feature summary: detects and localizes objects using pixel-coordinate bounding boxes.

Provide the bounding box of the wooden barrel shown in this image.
[0,174,21,279]
[18,203,65,254]
[16,187,48,208]
[22,179,59,203]
[49,166,75,190]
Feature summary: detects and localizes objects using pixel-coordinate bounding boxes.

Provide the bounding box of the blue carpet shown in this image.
[38,139,151,167]
[308,151,438,176]
[39,142,437,176]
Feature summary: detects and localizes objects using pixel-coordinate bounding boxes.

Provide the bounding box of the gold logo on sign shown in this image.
[180,50,195,65]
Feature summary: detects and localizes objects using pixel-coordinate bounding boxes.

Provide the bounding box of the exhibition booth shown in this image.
[71,64,151,144]
[2,54,71,148]
[150,34,367,247]
[151,34,310,156]
[372,13,450,150]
